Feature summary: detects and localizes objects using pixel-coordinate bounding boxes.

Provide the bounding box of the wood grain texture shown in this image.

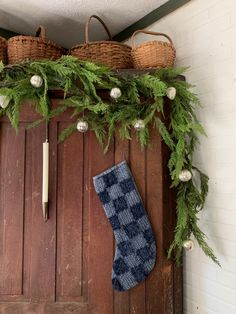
[24,124,56,302]
[174,263,183,314]
[57,122,83,301]
[82,130,89,303]
[0,124,25,296]
[129,134,146,314]
[0,99,182,313]
[0,302,89,314]
[113,136,130,314]
[87,131,114,314]
[145,127,165,314]
[162,108,175,314]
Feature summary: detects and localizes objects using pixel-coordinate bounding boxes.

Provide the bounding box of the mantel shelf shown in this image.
[113,68,159,75]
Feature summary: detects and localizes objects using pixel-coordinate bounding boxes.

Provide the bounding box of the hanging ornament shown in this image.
[182,239,194,251]
[77,120,88,133]
[110,87,122,99]
[30,75,43,88]
[179,169,192,182]
[166,87,176,100]
[133,119,145,131]
[0,95,10,108]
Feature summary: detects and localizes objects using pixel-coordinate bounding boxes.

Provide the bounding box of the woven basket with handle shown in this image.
[70,15,132,69]
[7,26,65,64]
[0,36,7,64]
[131,30,176,69]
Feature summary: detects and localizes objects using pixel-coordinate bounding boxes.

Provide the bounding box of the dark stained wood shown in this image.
[162,103,175,313]
[113,135,130,314]
[145,127,165,313]
[24,124,56,302]
[82,130,89,303]
[174,264,183,314]
[56,122,83,301]
[0,302,89,314]
[87,131,114,314]
[0,124,25,297]
[0,98,182,313]
[129,134,146,314]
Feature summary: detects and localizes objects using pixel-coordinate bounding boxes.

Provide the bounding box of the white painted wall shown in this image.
[126,0,236,313]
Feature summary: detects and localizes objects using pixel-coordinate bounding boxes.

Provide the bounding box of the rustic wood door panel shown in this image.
[0,103,182,314]
[0,123,25,297]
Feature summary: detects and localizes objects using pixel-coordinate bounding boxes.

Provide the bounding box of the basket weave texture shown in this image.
[7,26,65,64]
[70,15,132,69]
[131,30,176,69]
[0,37,7,64]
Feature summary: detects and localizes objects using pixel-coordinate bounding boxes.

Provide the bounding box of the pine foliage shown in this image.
[0,56,219,266]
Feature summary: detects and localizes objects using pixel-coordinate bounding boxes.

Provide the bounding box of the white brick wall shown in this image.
[126,0,236,312]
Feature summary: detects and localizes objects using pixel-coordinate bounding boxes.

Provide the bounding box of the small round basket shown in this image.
[70,15,132,69]
[131,30,176,69]
[7,26,65,64]
[0,37,7,64]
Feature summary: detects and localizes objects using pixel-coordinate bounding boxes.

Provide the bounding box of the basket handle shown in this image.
[85,15,112,43]
[131,30,173,48]
[35,26,46,40]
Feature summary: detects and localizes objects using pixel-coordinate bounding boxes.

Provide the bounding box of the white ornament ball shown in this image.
[133,119,145,131]
[76,120,88,133]
[110,87,122,99]
[30,75,43,88]
[166,87,176,100]
[0,95,10,108]
[182,239,194,251]
[179,169,192,182]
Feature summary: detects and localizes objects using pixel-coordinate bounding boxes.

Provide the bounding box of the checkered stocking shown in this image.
[93,161,156,291]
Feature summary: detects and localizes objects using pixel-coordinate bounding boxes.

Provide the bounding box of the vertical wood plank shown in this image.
[49,120,58,303]
[56,122,83,301]
[129,134,146,314]
[174,264,183,314]
[23,124,56,301]
[88,131,114,314]
[113,136,130,314]
[82,130,89,302]
[145,128,165,314]
[0,124,25,296]
[162,139,174,314]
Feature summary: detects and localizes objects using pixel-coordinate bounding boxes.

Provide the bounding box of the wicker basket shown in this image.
[131,30,176,69]
[7,26,65,64]
[0,37,7,64]
[70,15,132,69]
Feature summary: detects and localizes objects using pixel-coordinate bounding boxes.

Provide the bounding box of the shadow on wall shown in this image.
[0,7,85,48]
[0,5,128,48]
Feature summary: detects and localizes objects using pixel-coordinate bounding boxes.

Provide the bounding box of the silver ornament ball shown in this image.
[76,120,88,133]
[0,95,10,108]
[182,239,194,251]
[110,87,122,99]
[30,75,43,88]
[133,119,145,131]
[166,87,176,100]
[179,169,192,182]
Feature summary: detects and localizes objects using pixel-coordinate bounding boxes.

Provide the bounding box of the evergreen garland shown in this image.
[0,56,220,266]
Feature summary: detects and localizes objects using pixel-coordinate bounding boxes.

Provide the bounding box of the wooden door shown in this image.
[0,100,182,314]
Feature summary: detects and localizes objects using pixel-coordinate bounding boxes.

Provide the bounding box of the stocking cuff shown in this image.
[93,160,135,194]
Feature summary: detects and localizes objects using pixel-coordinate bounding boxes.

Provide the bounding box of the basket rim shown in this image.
[131,40,175,52]
[70,40,131,51]
[8,35,64,51]
[0,36,7,43]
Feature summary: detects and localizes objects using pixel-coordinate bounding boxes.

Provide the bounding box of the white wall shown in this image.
[126,0,236,313]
